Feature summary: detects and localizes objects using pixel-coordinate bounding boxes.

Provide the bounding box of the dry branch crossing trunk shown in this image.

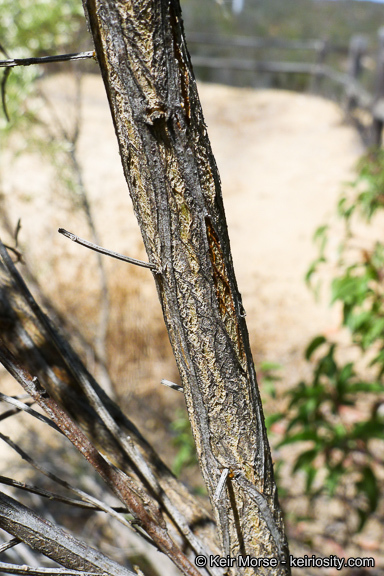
[82,0,290,574]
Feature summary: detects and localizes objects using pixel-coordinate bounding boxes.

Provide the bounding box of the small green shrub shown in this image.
[272,150,384,530]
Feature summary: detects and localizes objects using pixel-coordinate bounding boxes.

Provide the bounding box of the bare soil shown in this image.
[1,74,363,390]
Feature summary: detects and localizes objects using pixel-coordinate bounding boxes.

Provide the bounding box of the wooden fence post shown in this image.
[371,27,384,147]
[311,39,327,93]
[345,35,367,113]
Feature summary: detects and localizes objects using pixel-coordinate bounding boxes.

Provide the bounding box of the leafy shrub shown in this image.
[271,150,384,530]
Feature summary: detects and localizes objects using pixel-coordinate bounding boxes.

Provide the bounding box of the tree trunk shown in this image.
[82,0,290,574]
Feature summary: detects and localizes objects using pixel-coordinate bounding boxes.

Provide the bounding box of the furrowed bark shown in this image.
[81,1,290,573]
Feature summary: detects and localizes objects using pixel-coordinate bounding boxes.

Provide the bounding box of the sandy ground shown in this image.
[199,85,363,375]
[1,74,363,391]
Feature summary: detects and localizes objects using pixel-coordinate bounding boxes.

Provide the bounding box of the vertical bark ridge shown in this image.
[82,1,290,572]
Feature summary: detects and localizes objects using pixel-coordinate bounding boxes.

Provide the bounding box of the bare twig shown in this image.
[0,476,128,514]
[0,52,94,121]
[3,219,24,261]
[0,564,106,576]
[58,229,158,271]
[0,51,95,69]
[1,67,11,121]
[0,344,203,576]
[0,491,135,576]
[0,402,35,423]
[0,537,20,554]
[160,379,183,392]
[0,420,152,542]
[0,392,60,433]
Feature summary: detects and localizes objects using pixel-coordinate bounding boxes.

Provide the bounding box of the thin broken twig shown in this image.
[58,229,158,271]
[160,379,183,392]
[0,392,60,433]
[1,67,11,121]
[0,537,20,554]
[0,401,35,423]
[0,51,95,69]
[0,475,128,514]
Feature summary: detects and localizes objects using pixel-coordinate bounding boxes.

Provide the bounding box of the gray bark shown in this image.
[81,1,290,573]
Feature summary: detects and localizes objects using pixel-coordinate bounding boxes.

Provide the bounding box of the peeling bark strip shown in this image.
[82,0,290,572]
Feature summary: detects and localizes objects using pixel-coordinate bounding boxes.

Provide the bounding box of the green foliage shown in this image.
[170,410,198,477]
[259,360,282,401]
[273,150,384,530]
[0,0,85,133]
[0,0,83,56]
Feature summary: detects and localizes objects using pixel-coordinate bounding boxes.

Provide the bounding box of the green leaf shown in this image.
[362,317,384,349]
[346,310,371,332]
[325,464,345,496]
[313,225,329,257]
[356,507,369,533]
[305,335,327,361]
[345,381,384,394]
[337,362,354,384]
[337,195,355,220]
[305,256,326,289]
[351,419,384,441]
[356,466,379,513]
[331,274,370,307]
[278,429,319,447]
[260,361,282,372]
[292,449,319,474]
[305,465,318,493]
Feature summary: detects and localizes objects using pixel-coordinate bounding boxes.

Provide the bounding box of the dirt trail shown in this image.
[200,86,364,383]
[1,75,363,395]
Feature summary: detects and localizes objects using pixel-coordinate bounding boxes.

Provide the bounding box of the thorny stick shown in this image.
[0,537,20,554]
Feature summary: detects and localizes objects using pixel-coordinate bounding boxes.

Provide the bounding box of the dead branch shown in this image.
[0,491,134,576]
[0,239,219,573]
